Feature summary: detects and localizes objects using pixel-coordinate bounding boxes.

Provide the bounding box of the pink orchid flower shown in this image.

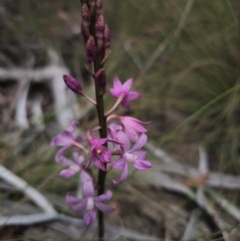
[66,180,114,226]
[109,77,141,109]
[112,133,151,184]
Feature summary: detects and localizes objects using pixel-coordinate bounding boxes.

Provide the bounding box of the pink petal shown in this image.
[66,193,82,205]
[109,77,122,97]
[113,76,122,90]
[131,133,147,152]
[113,162,128,184]
[94,190,112,202]
[132,122,148,132]
[124,91,141,102]
[51,131,73,146]
[120,116,148,132]
[120,99,130,109]
[60,167,79,179]
[83,179,94,197]
[124,125,139,142]
[122,78,133,92]
[94,158,106,171]
[55,146,71,163]
[95,202,114,213]
[71,199,88,213]
[116,131,130,152]
[85,158,92,170]
[80,170,92,183]
[134,160,152,170]
[75,155,85,165]
[58,156,75,167]
[84,210,96,226]
[132,150,147,160]
[112,158,125,170]
[66,121,79,133]
[109,88,119,98]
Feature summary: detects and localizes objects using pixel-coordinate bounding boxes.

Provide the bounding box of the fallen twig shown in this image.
[146,142,240,190]
[0,165,57,214]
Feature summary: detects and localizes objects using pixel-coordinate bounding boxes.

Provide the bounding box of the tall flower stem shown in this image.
[94,56,107,241]
[88,2,107,240]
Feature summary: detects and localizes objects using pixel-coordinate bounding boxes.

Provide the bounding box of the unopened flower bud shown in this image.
[63,75,82,93]
[95,68,106,94]
[100,24,111,64]
[96,15,105,40]
[103,23,110,49]
[86,36,96,63]
[96,0,103,16]
[81,4,91,27]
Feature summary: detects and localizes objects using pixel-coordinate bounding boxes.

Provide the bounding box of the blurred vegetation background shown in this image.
[0,0,239,240]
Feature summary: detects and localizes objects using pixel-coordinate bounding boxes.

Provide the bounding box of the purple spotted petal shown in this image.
[99,146,112,162]
[84,210,96,226]
[89,138,108,150]
[93,158,106,171]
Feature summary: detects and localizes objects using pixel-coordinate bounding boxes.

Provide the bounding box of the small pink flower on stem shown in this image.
[57,150,90,181]
[66,182,114,226]
[107,115,149,142]
[86,126,121,170]
[112,133,151,184]
[106,77,141,115]
[51,121,88,163]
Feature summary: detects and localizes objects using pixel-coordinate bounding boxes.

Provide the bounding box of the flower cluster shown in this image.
[51,76,151,226]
